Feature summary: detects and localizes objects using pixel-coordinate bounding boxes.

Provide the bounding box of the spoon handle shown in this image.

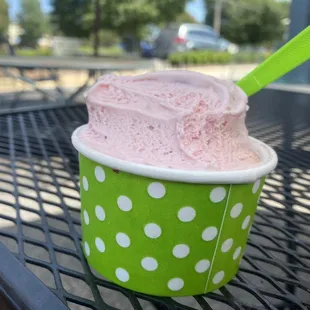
[237,26,310,96]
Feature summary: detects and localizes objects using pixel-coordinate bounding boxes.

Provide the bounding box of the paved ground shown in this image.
[1,62,309,108]
[0,62,258,115]
[0,63,257,94]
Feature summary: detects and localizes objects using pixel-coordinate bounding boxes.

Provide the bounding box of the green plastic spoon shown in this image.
[237,26,310,96]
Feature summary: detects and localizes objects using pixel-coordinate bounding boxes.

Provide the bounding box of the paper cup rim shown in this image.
[72,125,278,184]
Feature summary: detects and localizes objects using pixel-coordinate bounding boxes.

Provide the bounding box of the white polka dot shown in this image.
[116,232,131,248]
[82,176,89,191]
[144,223,162,239]
[221,238,234,253]
[94,166,105,182]
[117,196,132,212]
[230,203,243,218]
[202,226,218,241]
[95,237,105,253]
[115,268,129,282]
[84,241,90,256]
[233,247,242,260]
[178,206,196,222]
[147,182,166,199]
[168,278,184,291]
[252,179,261,194]
[173,244,190,258]
[141,257,158,271]
[242,216,251,230]
[212,271,225,284]
[195,259,210,273]
[210,187,226,203]
[95,205,106,221]
[83,210,89,225]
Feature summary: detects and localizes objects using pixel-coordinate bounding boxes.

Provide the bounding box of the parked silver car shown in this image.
[154,24,239,59]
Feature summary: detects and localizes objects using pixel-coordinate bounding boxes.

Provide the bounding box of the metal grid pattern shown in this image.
[0,89,309,310]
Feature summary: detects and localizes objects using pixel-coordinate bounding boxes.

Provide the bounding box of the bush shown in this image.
[16,48,52,56]
[232,52,260,63]
[169,51,232,66]
[169,53,180,66]
[169,50,267,66]
[216,52,233,64]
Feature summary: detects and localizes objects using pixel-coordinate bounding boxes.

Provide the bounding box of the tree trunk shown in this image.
[93,0,101,57]
[213,0,223,34]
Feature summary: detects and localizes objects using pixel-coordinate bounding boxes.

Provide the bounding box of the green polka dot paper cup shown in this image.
[72,125,277,297]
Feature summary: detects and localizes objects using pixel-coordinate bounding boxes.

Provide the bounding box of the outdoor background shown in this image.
[0,1,310,310]
[1,0,307,100]
[1,0,291,54]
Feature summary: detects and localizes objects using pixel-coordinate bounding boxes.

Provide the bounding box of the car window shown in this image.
[188,30,218,39]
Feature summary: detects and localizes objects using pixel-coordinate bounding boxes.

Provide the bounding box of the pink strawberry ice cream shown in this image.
[78,70,260,171]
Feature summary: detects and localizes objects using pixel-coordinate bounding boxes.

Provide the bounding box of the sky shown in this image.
[8,0,207,23]
[9,0,52,20]
[186,0,206,23]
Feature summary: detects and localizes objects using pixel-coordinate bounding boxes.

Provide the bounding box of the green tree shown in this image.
[91,30,120,47]
[175,12,198,24]
[205,0,286,45]
[42,14,55,36]
[155,0,189,24]
[51,0,189,54]
[101,0,189,52]
[51,0,92,38]
[0,0,9,38]
[278,1,290,19]
[19,0,45,47]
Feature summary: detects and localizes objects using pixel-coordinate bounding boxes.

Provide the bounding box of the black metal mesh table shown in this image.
[0,89,309,310]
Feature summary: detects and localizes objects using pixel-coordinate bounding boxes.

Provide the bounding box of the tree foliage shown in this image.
[51,0,91,37]
[175,12,198,24]
[90,29,120,47]
[19,0,45,47]
[0,0,9,37]
[205,0,288,45]
[155,0,189,25]
[51,0,188,39]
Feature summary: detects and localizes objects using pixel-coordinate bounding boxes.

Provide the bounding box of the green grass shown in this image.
[0,48,53,57]
[0,46,122,57]
[79,45,123,57]
[16,48,53,57]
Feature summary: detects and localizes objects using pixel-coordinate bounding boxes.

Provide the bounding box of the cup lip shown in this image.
[72,125,278,184]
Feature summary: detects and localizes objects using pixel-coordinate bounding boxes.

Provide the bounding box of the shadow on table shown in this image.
[1,202,309,310]
[0,90,85,116]
[0,90,310,309]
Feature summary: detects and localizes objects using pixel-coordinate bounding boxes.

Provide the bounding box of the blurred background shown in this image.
[0,2,310,310]
[0,0,309,110]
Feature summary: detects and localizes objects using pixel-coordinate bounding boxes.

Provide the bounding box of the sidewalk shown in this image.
[0,63,257,94]
[1,63,309,97]
[152,61,258,81]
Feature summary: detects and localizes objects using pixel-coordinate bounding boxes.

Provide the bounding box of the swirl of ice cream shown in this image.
[78,70,260,171]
